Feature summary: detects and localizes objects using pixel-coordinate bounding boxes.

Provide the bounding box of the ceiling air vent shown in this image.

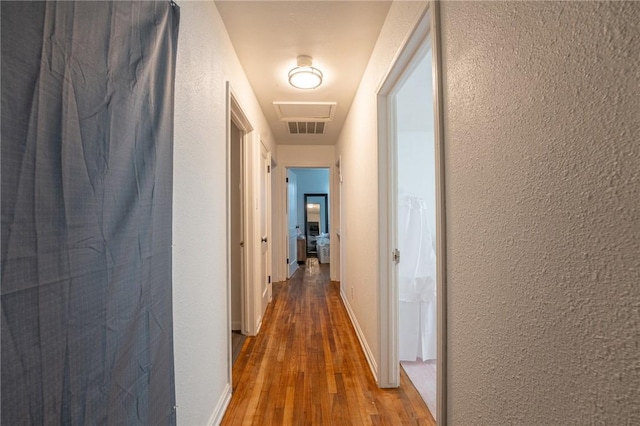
[273,101,336,136]
[288,121,326,135]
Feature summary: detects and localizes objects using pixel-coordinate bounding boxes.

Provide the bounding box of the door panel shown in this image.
[287,170,298,277]
[260,143,270,312]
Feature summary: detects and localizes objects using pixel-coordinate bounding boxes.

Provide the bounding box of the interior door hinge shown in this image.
[267,165,271,173]
[286,177,289,183]
[268,275,271,284]
[393,249,400,264]
[286,258,289,264]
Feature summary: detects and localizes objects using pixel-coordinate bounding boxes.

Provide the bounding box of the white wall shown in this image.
[335,1,429,378]
[439,1,640,424]
[277,145,336,166]
[172,2,276,424]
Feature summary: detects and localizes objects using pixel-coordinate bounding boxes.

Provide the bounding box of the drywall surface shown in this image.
[173,2,276,424]
[335,0,429,377]
[277,144,335,166]
[440,1,640,424]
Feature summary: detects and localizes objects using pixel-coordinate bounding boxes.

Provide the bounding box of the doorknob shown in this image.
[261,236,268,243]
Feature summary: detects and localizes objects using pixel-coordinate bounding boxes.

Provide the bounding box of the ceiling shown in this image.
[215,1,392,145]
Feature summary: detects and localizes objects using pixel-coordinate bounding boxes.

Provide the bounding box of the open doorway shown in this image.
[377,6,446,423]
[226,84,255,377]
[286,168,330,270]
[230,120,246,364]
[395,44,437,416]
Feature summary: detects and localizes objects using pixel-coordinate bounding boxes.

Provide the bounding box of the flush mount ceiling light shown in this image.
[288,55,323,90]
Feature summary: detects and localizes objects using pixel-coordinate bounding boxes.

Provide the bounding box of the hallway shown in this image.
[222,258,435,425]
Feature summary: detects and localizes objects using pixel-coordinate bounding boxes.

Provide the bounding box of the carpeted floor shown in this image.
[401,359,437,418]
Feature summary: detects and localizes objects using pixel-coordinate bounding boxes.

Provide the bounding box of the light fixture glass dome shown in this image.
[288,55,323,89]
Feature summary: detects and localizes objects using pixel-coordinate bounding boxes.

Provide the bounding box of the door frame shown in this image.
[225,83,254,382]
[376,4,447,424]
[279,165,337,279]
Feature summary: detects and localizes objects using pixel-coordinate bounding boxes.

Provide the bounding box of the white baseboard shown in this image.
[231,320,241,331]
[340,288,378,381]
[208,382,232,426]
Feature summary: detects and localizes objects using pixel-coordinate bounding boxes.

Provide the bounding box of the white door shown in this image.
[260,142,271,311]
[287,169,298,277]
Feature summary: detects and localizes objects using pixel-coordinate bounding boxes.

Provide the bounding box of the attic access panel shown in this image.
[273,101,336,122]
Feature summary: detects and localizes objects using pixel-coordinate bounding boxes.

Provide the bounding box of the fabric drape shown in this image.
[1,2,179,424]
[398,194,437,361]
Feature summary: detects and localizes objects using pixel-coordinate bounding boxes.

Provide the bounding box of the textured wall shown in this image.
[173,2,275,424]
[440,2,640,424]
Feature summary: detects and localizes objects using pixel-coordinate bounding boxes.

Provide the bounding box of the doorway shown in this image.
[230,120,246,364]
[226,84,255,381]
[377,5,446,424]
[285,168,330,269]
[395,46,437,416]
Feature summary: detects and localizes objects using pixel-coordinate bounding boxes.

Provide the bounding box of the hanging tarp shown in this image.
[1,1,179,424]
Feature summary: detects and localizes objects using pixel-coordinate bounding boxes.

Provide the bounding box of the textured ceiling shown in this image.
[215,1,392,145]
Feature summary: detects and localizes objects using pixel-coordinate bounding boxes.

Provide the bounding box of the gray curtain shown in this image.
[1,1,179,424]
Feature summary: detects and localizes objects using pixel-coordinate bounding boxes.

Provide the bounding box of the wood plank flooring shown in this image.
[222,258,435,425]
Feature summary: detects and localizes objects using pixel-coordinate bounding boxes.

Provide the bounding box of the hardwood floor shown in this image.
[222,258,435,425]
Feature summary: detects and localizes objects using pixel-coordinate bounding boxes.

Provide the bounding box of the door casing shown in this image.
[376,4,448,424]
[226,83,274,340]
